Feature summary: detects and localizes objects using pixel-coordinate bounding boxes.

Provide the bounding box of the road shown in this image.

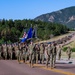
[0,60,75,75]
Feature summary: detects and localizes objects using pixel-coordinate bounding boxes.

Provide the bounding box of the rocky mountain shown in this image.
[34,6,75,28]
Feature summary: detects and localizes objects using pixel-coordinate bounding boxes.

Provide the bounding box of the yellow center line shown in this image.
[19,61,75,75]
[34,64,75,75]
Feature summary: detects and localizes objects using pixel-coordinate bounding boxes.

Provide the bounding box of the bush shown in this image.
[0,39,4,44]
[71,48,75,52]
[63,47,68,52]
[63,47,75,52]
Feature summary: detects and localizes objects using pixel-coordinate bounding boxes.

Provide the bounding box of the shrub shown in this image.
[63,47,75,52]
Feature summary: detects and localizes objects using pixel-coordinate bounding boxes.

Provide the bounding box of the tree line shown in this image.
[0,19,69,44]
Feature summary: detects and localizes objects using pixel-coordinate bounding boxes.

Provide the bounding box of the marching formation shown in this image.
[0,32,74,69]
[0,41,72,69]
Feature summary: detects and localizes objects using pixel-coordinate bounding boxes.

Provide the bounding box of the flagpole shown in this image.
[34,24,37,38]
[31,24,32,28]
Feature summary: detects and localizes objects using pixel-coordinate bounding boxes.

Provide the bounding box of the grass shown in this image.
[36,31,73,44]
[61,52,75,59]
[64,40,75,48]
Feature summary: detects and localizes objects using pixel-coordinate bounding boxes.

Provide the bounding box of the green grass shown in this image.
[63,47,75,52]
[61,52,75,59]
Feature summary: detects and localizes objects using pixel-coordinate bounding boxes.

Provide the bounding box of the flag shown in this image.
[27,27,33,39]
[21,27,37,43]
[21,28,33,43]
[22,32,27,38]
[19,30,27,40]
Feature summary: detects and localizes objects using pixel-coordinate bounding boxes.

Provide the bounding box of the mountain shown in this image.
[34,6,75,28]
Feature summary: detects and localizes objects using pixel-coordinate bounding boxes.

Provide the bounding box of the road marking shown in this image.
[20,60,75,75]
[26,62,75,75]
[34,64,75,75]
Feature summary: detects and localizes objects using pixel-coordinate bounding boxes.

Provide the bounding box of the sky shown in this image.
[0,0,75,20]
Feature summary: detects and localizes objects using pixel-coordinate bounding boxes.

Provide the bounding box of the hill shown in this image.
[34,6,75,28]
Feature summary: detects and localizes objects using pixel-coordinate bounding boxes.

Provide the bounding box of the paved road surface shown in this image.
[0,60,75,75]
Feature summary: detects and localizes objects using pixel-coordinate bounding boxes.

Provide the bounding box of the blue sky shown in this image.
[0,0,75,20]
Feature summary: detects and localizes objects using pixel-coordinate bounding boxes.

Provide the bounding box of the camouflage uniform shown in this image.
[0,44,2,59]
[52,44,57,68]
[18,45,23,64]
[35,44,40,64]
[22,45,28,63]
[66,46,72,60]
[8,45,13,60]
[28,42,35,67]
[3,44,8,60]
[45,45,49,68]
[15,46,19,60]
[12,45,16,59]
[40,44,45,64]
[46,44,52,68]
[57,45,62,60]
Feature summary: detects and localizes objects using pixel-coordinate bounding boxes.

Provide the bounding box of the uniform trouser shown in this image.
[23,53,28,63]
[16,53,19,60]
[50,54,53,68]
[36,53,39,64]
[52,54,56,68]
[40,53,44,64]
[46,55,49,67]
[29,53,34,66]
[4,52,7,59]
[15,51,19,59]
[16,53,18,60]
[0,52,1,59]
[9,53,13,60]
[68,54,71,60]
[25,53,28,63]
[58,53,61,60]
[18,55,22,63]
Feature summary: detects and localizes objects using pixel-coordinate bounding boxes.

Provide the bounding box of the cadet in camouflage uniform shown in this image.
[12,44,16,59]
[57,45,62,60]
[18,43,23,64]
[0,44,2,59]
[35,44,40,64]
[22,43,28,63]
[52,43,57,68]
[46,44,52,68]
[66,46,72,60]
[8,44,13,60]
[22,44,25,62]
[3,44,8,60]
[25,44,29,63]
[15,45,19,60]
[15,44,20,62]
[45,44,49,68]
[15,46,19,60]
[40,43,45,64]
[28,41,35,67]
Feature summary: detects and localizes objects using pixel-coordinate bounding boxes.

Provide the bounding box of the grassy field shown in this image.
[61,52,75,59]
[64,40,75,48]
[36,31,74,44]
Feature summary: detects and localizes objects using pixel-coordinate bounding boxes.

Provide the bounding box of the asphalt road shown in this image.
[0,60,75,75]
